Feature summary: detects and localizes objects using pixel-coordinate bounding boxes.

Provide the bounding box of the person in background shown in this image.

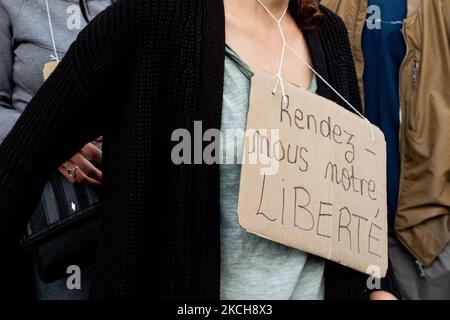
[0,0,113,300]
[321,0,450,300]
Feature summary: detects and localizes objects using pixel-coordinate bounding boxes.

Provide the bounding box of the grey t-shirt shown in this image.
[220,45,325,300]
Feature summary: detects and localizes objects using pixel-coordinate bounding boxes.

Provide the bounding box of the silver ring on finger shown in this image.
[67,165,79,178]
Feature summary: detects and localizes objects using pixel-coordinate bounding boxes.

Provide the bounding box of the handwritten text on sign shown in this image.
[237,72,388,276]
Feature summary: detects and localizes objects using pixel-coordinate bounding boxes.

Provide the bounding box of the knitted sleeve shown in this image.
[0,0,142,252]
[318,5,363,114]
[0,2,22,144]
[319,5,401,300]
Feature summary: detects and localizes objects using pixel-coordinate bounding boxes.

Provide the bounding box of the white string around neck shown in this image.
[256,1,289,102]
[255,0,375,143]
[45,0,60,62]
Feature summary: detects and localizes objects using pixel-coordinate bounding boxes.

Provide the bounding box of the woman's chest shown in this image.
[225,18,314,90]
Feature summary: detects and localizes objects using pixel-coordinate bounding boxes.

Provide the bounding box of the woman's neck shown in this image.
[225,0,290,20]
[256,0,290,17]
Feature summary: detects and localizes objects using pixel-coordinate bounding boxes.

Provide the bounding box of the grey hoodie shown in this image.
[0,0,111,143]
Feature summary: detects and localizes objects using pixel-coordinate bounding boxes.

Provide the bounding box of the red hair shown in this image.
[289,0,323,31]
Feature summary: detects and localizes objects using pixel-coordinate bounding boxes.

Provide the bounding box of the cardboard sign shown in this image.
[237,72,388,276]
[43,60,59,81]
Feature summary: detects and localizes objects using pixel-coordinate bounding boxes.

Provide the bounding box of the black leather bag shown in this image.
[21,173,102,282]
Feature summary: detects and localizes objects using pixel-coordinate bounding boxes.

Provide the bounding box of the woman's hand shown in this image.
[58,137,103,186]
[370,290,398,300]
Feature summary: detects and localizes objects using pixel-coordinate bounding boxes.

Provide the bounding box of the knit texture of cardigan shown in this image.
[0,0,399,300]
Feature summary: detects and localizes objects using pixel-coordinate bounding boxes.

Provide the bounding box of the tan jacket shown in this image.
[321,0,450,266]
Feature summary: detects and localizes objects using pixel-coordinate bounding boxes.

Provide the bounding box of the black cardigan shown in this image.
[0,0,399,300]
